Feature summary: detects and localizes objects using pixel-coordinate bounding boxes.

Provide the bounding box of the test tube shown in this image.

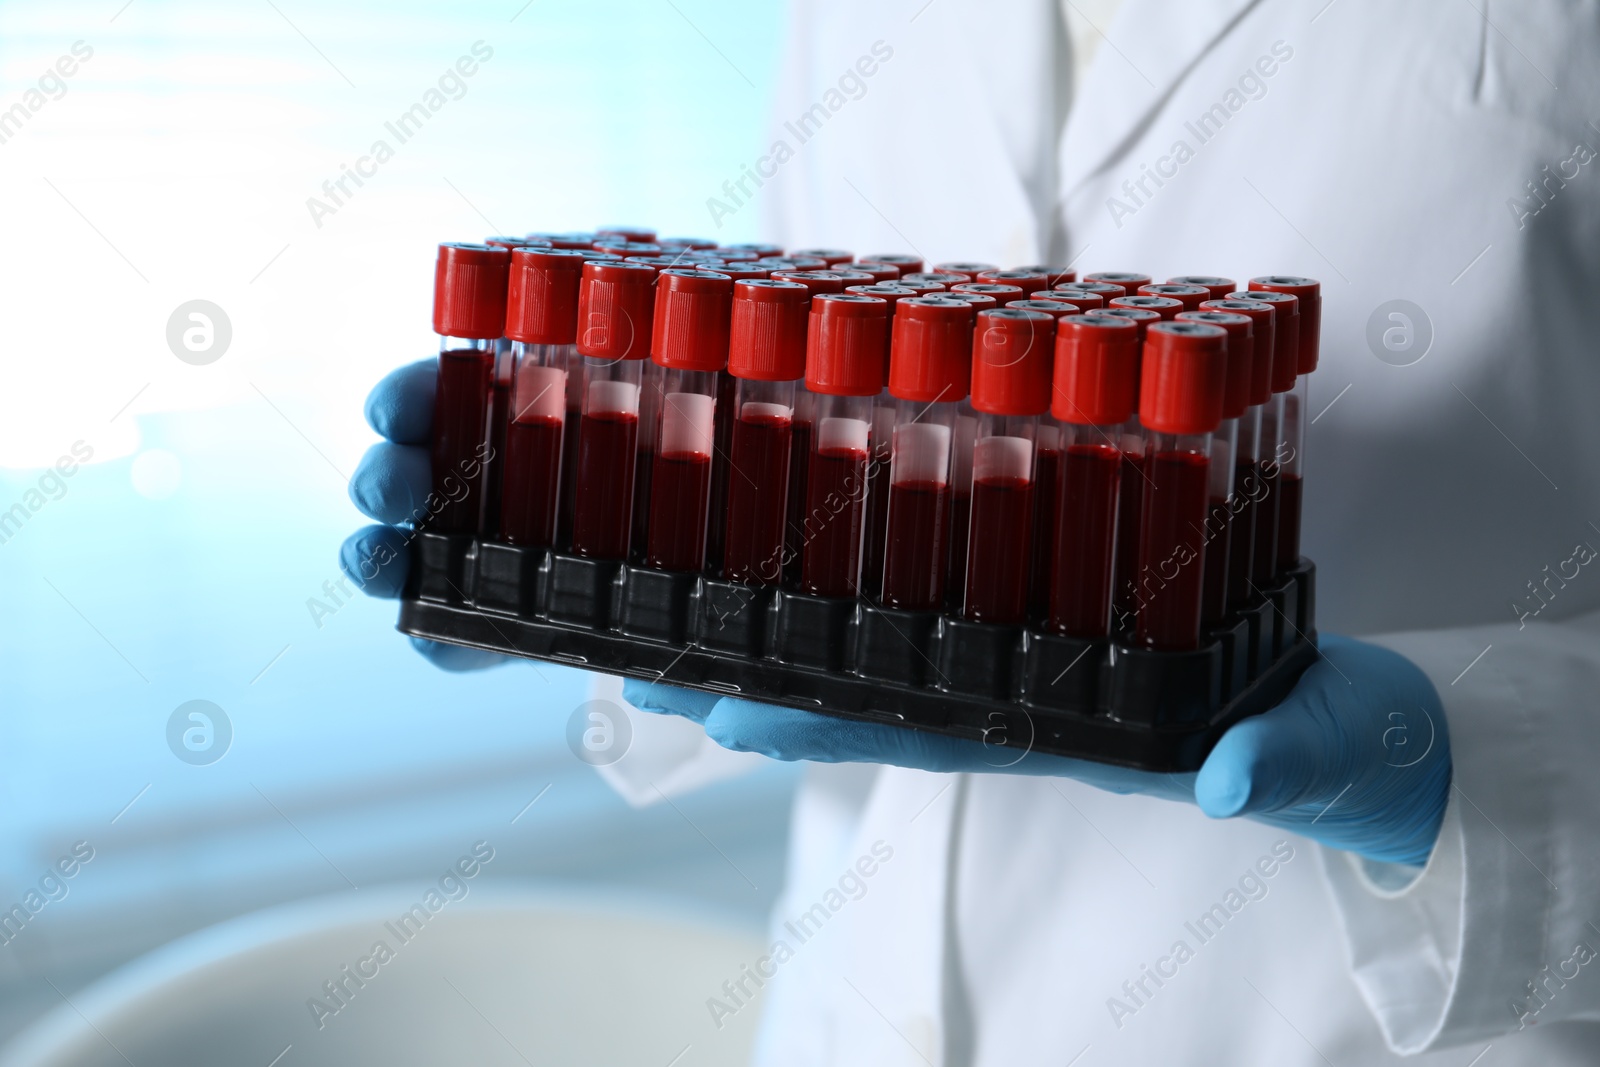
[1168,275,1236,302]
[1133,321,1229,651]
[798,293,890,598]
[1035,291,1105,313]
[952,282,1026,306]
[657,236,719,250]
[1048,314,1140,637]
[1227,289,1300,583]
[497,247,586,546]
[879,295,974,610]
[850,261,905,284]
[1137,283,1209,311]
[526,232,600,249]
[1199,299,1274,611]
[429,242,511,534]
[932,261,1000,282]
[1176,309,1255,626]
[1110,294,1184,320]
[596,225,657,243]
[1084,271,1152,295]
[924,291,994,606]
[643,268,734,572]
[569,259,658,558]
[1002,300,1081,618]
[899,271,969,290]
[863,253,924,274]
[1011,264,1077,288]
[975,269,1051,297]
[790,247,855,267]
[1248,276,1321,572]
[721,279,810,585]
[1054,280,1128,302]
[847,283,920,599]
[754,256,829,272]
[720,242,785,258]
[594,240,664,259]
[1097,305,1160,624]
[963,308,1054,623]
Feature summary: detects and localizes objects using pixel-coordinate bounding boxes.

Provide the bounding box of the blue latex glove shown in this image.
[344,361,1452,864]
[340,358,508,673]
[625,634,1452,866]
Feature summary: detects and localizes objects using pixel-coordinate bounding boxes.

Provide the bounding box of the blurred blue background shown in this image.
[0,0,796,1042]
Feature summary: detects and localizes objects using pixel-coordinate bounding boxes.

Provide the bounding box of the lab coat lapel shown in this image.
[1059,0,1263,200]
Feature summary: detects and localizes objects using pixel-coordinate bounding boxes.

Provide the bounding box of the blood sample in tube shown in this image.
[429,242,511,534]
[1249,276,1320,572]
[1137,283,1209,311]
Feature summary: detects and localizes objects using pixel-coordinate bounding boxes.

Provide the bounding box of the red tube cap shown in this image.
[1011,265,1077,287]
[1085,271,1152,294]
[952,282,1025,305]
[900,271,969,289]
[596,225,656,243]
[1138,283,1209,311]
[487,235,549,250]
[846,283,918,307]
[697,263,770,282]
[1110,294,1183,320]
[806,293,888,396]
[701,248,759,262]
[889,295,975,403]
[721,242,784,257]
[1140,321,1228,435]
[1035,291,1104,313]
[657,236,718,249]
[526,232,597,250]
[577,259,658,360]
[1054,280,1127,300]
[754,256,828,271]
[729,279,810,381]
[940,291,999,314]
[850,261,904,284]
[789,247,854,267]
[976,269,1050,297]
[651,268,734,371]
[505,247,586,345]
[1202,299,1276,406]
[594,240,662,257]
[1006,298,1078,319]
[434,242,511,339]
[1228,290,1299,393]
[1249,276,1320,374]
[1052,314,1140,426]
[971,308,1055,416]
[1098,306,1161,341]
[932,261,1000,281]
[769,270,849,301]
[1169,275,1236,302]
[864,253,924,274]
[1177,310,1252,419]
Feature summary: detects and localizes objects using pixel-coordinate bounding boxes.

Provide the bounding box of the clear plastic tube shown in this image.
[963,413,1037,623]
[645,368,720,571]
[430,335,495,534]
[1275,376,1306,572]
[570,357,644,559]
[722,378,796,585]
[799,393,874,597]
[1227,406,1261,610]
[1199,416,1237,627]
[1111,415,1147,625]
[1028,421,1061,620]
[944,405,979,610]
[1133,430,1213,651]
[1050,421,1124,638]
[1252,393,1283,587]
[879,399,957,610]
[497,342,570,546]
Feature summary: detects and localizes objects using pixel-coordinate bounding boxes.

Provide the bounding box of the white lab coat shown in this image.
[601,1,1600,1062]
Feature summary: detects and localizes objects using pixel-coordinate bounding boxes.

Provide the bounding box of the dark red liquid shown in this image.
[1134,450,1211,651]
[1276,473,1303,573]
[645,452,712,571]
[881,480,951,611]
[860,446,892,598]
[1112,451,1145,624]
[782,420,812,587]
[1050,443,1120,638]
[556,405,580,547]
[630,446,653,564]
[1250,460,1281,587]
[704,373,737,571]
[722,413,793,584]
[1028,446,1060,619]
[1200,497,1231,627]
[964,476,1034,623]
[429,349,493,534]
[485,367,511,534]
[497,415,564,546]
[945,489,970,611]
[1227,460,1258,608]
[800,447,869,597]
[570,410,639,559]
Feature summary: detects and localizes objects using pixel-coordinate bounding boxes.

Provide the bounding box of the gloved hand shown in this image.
[339,358,508,672]
[625,634,1452,866]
